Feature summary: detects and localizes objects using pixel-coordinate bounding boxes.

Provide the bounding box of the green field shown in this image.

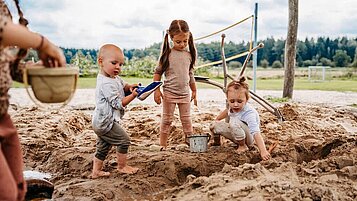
[12,68,357,92]
[12,77,357,92]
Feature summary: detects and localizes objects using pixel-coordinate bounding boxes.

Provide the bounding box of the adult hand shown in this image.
[37,37,66,67]
[154,90,162,105]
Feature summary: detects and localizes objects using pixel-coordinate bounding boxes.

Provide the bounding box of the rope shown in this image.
[196,51,249,69]
[194,15,254,41]
[249,16,254,51]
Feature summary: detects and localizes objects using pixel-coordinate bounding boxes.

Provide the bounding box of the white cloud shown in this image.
[6,0,357,49]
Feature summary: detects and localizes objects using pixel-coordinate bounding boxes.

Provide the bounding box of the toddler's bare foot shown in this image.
[236,145,249,154]
[118,165,139,174]
[91,170,110,179]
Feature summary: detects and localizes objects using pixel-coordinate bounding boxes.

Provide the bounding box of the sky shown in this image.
[6,0,357,49]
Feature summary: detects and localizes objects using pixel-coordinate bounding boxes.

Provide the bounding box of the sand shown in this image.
[8,88,357,200]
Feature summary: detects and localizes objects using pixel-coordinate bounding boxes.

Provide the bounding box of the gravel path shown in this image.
[9,88,357,108]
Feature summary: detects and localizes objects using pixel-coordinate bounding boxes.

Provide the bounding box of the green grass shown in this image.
[201,77,357,92]
[12,76,357,92]
[254,79,357,92]
[263,95,290,103]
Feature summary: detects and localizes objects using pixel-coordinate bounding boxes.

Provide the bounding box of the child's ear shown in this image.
[98,57,103,65]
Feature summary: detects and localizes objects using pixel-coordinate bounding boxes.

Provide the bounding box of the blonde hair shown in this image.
[226,76,250,100]
[158,20,197,73]
[97,44,122,61]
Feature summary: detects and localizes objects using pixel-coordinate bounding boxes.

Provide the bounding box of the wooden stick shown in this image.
[268,141,278,153]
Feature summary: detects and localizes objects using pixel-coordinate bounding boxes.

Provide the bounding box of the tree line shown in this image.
[23,36,357,77]
[59,36,357,69]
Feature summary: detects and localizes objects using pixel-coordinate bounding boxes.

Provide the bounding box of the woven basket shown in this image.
[23,66,79,104]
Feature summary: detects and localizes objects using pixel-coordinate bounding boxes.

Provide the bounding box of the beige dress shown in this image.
[154,48,196,139]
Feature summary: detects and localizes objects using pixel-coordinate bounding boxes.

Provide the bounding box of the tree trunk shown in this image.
[283,0,299,98]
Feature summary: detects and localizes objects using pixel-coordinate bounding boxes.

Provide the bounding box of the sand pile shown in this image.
[8,100,357,200]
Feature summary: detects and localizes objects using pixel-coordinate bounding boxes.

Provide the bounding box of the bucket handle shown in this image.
[207,133,211,142]
[188,133,211,141]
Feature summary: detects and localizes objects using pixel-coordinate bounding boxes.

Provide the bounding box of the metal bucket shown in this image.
[188,134,210,153]
[23,170,54,200]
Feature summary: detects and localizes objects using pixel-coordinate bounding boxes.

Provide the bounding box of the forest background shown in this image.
[23,36,357,80]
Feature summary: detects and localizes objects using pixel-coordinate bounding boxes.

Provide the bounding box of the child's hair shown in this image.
[97,44,122,61]
[158,20,196,73]
[226,76,250,100]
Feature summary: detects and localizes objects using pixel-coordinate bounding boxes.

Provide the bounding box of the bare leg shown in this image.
[91,157,110,179]
[178,102,193,145]
[236,140,249,154]
[117,153,139,174]
[160,133,169,148]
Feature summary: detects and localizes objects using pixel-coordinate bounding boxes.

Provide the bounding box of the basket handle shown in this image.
[22,68,78,109]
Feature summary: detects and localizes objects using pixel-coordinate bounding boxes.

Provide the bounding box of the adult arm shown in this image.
[2,18,65,67]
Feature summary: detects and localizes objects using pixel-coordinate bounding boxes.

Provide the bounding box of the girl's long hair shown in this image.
[158,20,197,73]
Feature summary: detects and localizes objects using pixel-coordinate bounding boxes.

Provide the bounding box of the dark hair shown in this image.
[158,20,197,73]
[226,76,250,100]
[13,0,28,26]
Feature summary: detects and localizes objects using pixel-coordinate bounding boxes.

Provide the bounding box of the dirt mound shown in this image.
[9,102,357,200]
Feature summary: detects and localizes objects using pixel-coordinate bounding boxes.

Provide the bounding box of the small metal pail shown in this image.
[188,134,211,153]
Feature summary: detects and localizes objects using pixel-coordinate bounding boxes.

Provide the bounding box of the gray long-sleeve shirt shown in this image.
[92,73,126,134]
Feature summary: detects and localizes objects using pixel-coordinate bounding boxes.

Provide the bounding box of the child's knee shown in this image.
[230,125,246,141]
[211,121,230,136]
[162,113,173,123]
[162,117,173,126]
[180,116,191,125]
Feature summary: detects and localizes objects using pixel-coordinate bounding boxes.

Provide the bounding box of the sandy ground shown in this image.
[9,88,357,107]
[8,88,357,200]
